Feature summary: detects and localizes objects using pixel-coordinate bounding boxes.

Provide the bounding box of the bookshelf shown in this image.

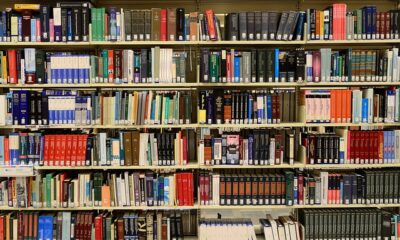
[0,0,400,239]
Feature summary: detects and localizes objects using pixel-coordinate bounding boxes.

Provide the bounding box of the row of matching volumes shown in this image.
[200,47,400,83]
[0,129,196,167]
[197,90,296,124]
[0,3,91,43]
[199,218,257,240]
[0,210,197,240]
[299,208,396,239]
[302,88,400,124]
[303,130,400,165]
[198,169,400,206]
[0,171,195,208]
[0,90,194,126]
[260,215,301,240]
[307,4,400,40]
[0,48,189,85]
[198,129,297,166]
[305,48,400,82]
[220,11,305,41]
[200,48,304,83]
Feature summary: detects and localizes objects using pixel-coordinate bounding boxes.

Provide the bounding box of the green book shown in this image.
[209,53,219,82]
[45,173,53,208]
[91,8,97,41]
[99,8,106,41]
[285,171,294,206]
[102,49,108,81]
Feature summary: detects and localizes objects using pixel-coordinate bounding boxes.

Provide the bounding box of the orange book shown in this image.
[4,137,9,166]
[7,50,17,84]
[330,90,336,123]
[336,90,343,123]
[346,90,352,123]
[107,50,114,82]
[205,9,217,40]
[315,10,320,40]
[101,185,111,207]
[189,12,198,41]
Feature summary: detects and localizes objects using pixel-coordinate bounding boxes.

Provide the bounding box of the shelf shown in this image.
[304,163,400,169]
[0,205,198,211]
[304,122,400,127]
[200,163,303,169]
[93,41,198,46]
[198,123,305,128]
[306,39,400,45]
[199,203,400,210]
[3,81,400,89]
[0,124,198,129]
[198,40,307,45]
[0,42,91,47]
[2,83,198,89]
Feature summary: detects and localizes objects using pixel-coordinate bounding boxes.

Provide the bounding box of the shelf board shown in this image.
[199,203,400,210]
[198,40,307,45]
[0,42,91,47]
[304,163,400,169]
[306,39,400,45]
[0,124,198,130]
[2,83,198,88]
[91,164,199,170]
[305,122,400,127]
[0,205,198,211]
[93,41,198,46]
[200,163,303,169]
[198,123,305,128]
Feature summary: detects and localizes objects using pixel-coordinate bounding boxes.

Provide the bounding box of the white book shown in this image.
[0,95,6,126]
[124,172,130,206]
[393,48,399,82]
[387,50,393,82]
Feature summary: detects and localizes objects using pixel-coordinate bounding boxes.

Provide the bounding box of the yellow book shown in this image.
[2,56,7,83]
[14,4,40,11]
[320,11,324,40]
[198,108,206,124]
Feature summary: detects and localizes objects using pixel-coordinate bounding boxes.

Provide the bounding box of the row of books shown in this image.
[303,88,400,123]
[299,208,395,239]
[0,90,194,126]
[1,47,400,85]
[307,4,400,40]
[198,129,297,166]
[198,90,296,124]
[0,130,196,167]
[305,48,400,82]
[260,215,301,240]
[0,172,194,208]
[201,47,400,83]
[198,169,400,206]
[0,210,197,240]
[302,130,400,165]
[0,48,189,85]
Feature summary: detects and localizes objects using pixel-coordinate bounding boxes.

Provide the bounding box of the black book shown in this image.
[124,10,132,41]
[221,50,227,82]
[60,8,68,42]
[41,94,48,125]
[229,13,239,40]
[85,137,93,166]
[214,90,224,124]
[29,91,37,125]
[137,10,145,41]
[72,8,82,41]
[176,8,185,40]
[81,6,90,41]
[286,51,296,82]
[276,11,289,40]
[169,133,175,165]
[40,5,50,42]
[295,48,305,81]
[144,10,151,40]
[257,50,266,82]
[247,12,255,40]
[254,11,262,40]
[268,11,280,40]
[266,49,274,82]
[278,51,288,82]
[239,12,247,40]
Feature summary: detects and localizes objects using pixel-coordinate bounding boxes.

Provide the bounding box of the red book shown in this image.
[378,131,384,163]
[332,4,339,40]
[7,50,17,84]
[373,131,379,164]
[182,173,189,205]
[205,9,217,40]
[78,135,88,166]
[59,173,66,207]
[385,12,390,39]
[48,135,55,166]
[176,173,183,206]
[107,50,114,83]
[298,174,304,204]
[94,214,103,240]
[312,51,321,82]
[54,135,61,166]
[160,9,167,41]
[182,135,188,165]
[36,18,41,42]
[188,173,194,205]
[4,137,9,166]
[0,215,4,240]
[70,135,78,166]
[226,52,232,82]
[65,135,72,166]
[203,174,209,205]
[59,135,66,166]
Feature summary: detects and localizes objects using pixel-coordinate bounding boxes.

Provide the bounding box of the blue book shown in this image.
[39,135,44,165]
[30,19,36,42]
[266,95,272,124]
[43,216,54,240]
[384,131,388,163]
[67,9,73,41]
[274,49,279,82]
[0,136,4,165]
[164,177,169,205]
[294,12,305,40]
[256,95,264,124]
[234,54,241,82]
[73,56,79,84]
[158,176,164,204]
[109,7,117,41]
[19,90,30,125]
[0,20,3,40]
[391,131,395,162]
[17,17,22,42]
[9,133,19,165]
[165,97,170,123]
[361,98,368,123]
[1,12,5,41]
[12,91,20,125]
[84,56,90,84]
[38,216,45,240]
[115,91,120,123]
[151,99,156,123]
[247,95,253,121]
[248,135,253,164]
